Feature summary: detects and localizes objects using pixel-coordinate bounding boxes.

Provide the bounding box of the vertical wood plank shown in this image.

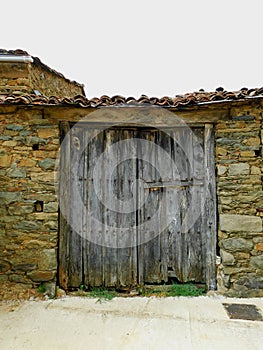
[85,128,104,287]
[103,128,118,287]
[68,126,83,288]
[183,129,203,282]
[58,121,71,290]
[138,129,163,284]
[166,128,204,283]
[204,123,217,290]
[116,129,137,287]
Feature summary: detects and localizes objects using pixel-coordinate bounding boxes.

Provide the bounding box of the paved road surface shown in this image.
[1,296,263,350]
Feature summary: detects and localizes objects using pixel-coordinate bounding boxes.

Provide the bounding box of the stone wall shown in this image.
[0,101,262,298]
[29,60,85,97]
[0,60,85,97]
[0,107,59,295]
[215,103,263,296]
[0,62,31,94]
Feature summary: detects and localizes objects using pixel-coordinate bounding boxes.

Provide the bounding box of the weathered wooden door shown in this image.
[59,124,216,290]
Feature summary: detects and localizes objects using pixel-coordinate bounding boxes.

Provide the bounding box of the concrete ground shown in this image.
[0,295,263,350]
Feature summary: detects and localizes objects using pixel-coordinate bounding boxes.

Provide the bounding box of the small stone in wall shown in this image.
[221,250,235,265]
[19,158,37,167]
[0,192,21,204]
[38,158,56,170]
[250,255,263,269]
[242,137,260,146]
[240,150,255,157]
[5,124,24,131]
[251,166,261,175]
[0,260,11,273]
[255,243,263,251]
[38,249,57,270]
[27,270,55,282]
[216,147,227,156]
[7,166,26,178]
[26,136,47,146]
[0,155,11,167]
[217,165,227,175]
[13,221,41,232]
[56,287,66,298]
[228,163,249,175]
[37,128,57,138]
[2,140,17,147]
[44,202,58,213]
[220,214,262,232]
[221,238,253,253]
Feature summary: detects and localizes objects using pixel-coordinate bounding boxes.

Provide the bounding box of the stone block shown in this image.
[221,250,235,265]
[0,191,21,204]
[27,212,58,221]
[2,140,17,147]
[32,150,57,159]
[44,202,58,213]
[242,137,260,146]
[5,124,24,131]
[216,147,227,156]
[221,238,253,252]
[0,155,11,167]
[255,243,263,251]
[38,249,57,270]
[220,214,262,232]
[217,165,227,175]
[44,221,58,230]
[220,197,232,205]
[20,131,31,137]
[1,216,20,223]
[9,274,29,283]
[27,270,55,282]
[250,255,263,269]
[0,275,8,282]
[26,136,47,146]
[7,166,27,178]
[12,263,37,272]
[37,128,57,138]
[228,163,249,175]
[232,115,255,121]
[19,158,37,167]
[240,150,255,157]
[44,282,56,298]
[30,172,55,183]
[216,138,235,145]
[232,282,248,292]
[0,136,11,141]
[13,221,40,232]
[8,205,34,215]
[56,287,66,298]
[223,266,251,275]
[234,275,263,289]
[0,260,11,273]
[0,63,29,78]
[38,158,56,170]
[235,252,250,260]
[251,166,261,175]
[222,274,230,288]
[24,240,48,249]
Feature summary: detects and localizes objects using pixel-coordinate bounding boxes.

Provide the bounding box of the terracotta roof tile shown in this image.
[1,87,263,109]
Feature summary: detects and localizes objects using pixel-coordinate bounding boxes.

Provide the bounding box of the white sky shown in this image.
[1,0,263,98]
